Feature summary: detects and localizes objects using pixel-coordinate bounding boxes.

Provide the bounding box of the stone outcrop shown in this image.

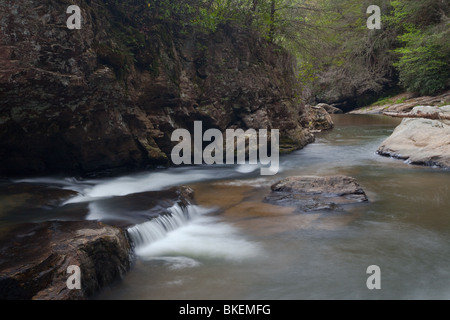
[383,105,450,120]
[315,103,343,114]
[350,91,450,114]
[377,106,450,168]
[303,104,334,132]
[0,183,196,300]
[0,221,132,300]
[0,0,314,177]
[265,175,368,211]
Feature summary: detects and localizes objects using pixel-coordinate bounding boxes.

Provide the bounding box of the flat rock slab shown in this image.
[265,176,368,212]
[350,91,450,114]
[377,107,450,168]
[0,221,132,300]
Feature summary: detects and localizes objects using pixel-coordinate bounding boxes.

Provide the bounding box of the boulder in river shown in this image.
[378,106,450,168]
[0,221,132,300]
[265,175,368,212]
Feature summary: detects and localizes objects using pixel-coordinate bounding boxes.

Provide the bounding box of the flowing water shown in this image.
[1,114,450,299]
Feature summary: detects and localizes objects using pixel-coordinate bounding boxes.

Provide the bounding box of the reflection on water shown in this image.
[1,114,450,299]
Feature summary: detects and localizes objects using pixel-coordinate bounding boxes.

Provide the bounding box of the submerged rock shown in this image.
[378,106,450,168]
[265,175,368,211]
[0,221,132,300]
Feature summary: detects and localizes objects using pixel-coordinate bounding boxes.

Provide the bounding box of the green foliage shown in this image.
[389,0,450,95]
[371,96,394,106]
[394,97,406,104]
[296,0,399,103]
[95,0,449,100]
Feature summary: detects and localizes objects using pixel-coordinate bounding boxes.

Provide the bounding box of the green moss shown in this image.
[370,96,394,107]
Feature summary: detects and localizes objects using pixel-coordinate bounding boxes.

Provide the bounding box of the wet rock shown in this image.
[377,106,450,168]
[82,185,196,228]
[0,183,78,212]
[265,176,368,212]
[0,221,132,300]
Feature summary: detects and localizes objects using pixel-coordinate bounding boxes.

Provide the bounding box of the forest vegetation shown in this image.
[105,0,450,107]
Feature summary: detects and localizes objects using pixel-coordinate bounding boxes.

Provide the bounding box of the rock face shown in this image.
[350,90,450,114]
[383,105,450,120]
[377,106,450,168]
[315,103,343,115]
[0,221,132,300]
[0,0,314,177]
[303,105,334,132]
[265,176,368,211]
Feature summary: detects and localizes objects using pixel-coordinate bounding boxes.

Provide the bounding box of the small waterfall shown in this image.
[127,203,200,248]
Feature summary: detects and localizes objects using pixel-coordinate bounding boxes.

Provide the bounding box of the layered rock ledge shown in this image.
[265,175,368,212]
[0,0,315,177]
[377,106,450,168]
[0,221,132,300]
[0,185,196,300]
[350,90,450,114]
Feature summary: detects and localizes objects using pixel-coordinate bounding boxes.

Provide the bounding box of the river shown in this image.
[1,114,450,299]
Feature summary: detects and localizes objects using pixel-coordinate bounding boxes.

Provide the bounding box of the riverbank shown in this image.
[349,90,450,115]
[349,91,450,169]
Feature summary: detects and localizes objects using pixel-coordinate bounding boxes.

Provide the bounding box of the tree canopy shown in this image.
[107,0,450,102]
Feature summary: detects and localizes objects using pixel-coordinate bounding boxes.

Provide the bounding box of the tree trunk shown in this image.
[246,0,259,26]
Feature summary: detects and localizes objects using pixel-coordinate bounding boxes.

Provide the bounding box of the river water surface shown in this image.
[1,115,449,299]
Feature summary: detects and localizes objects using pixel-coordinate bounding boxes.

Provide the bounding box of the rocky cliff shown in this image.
[0,0,314,177]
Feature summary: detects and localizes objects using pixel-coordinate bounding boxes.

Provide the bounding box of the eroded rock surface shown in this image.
[0,0,314,177]
[303,105,334,132]
[265,175,368,212]
[0,221,132,300]
[377,106,450,168]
